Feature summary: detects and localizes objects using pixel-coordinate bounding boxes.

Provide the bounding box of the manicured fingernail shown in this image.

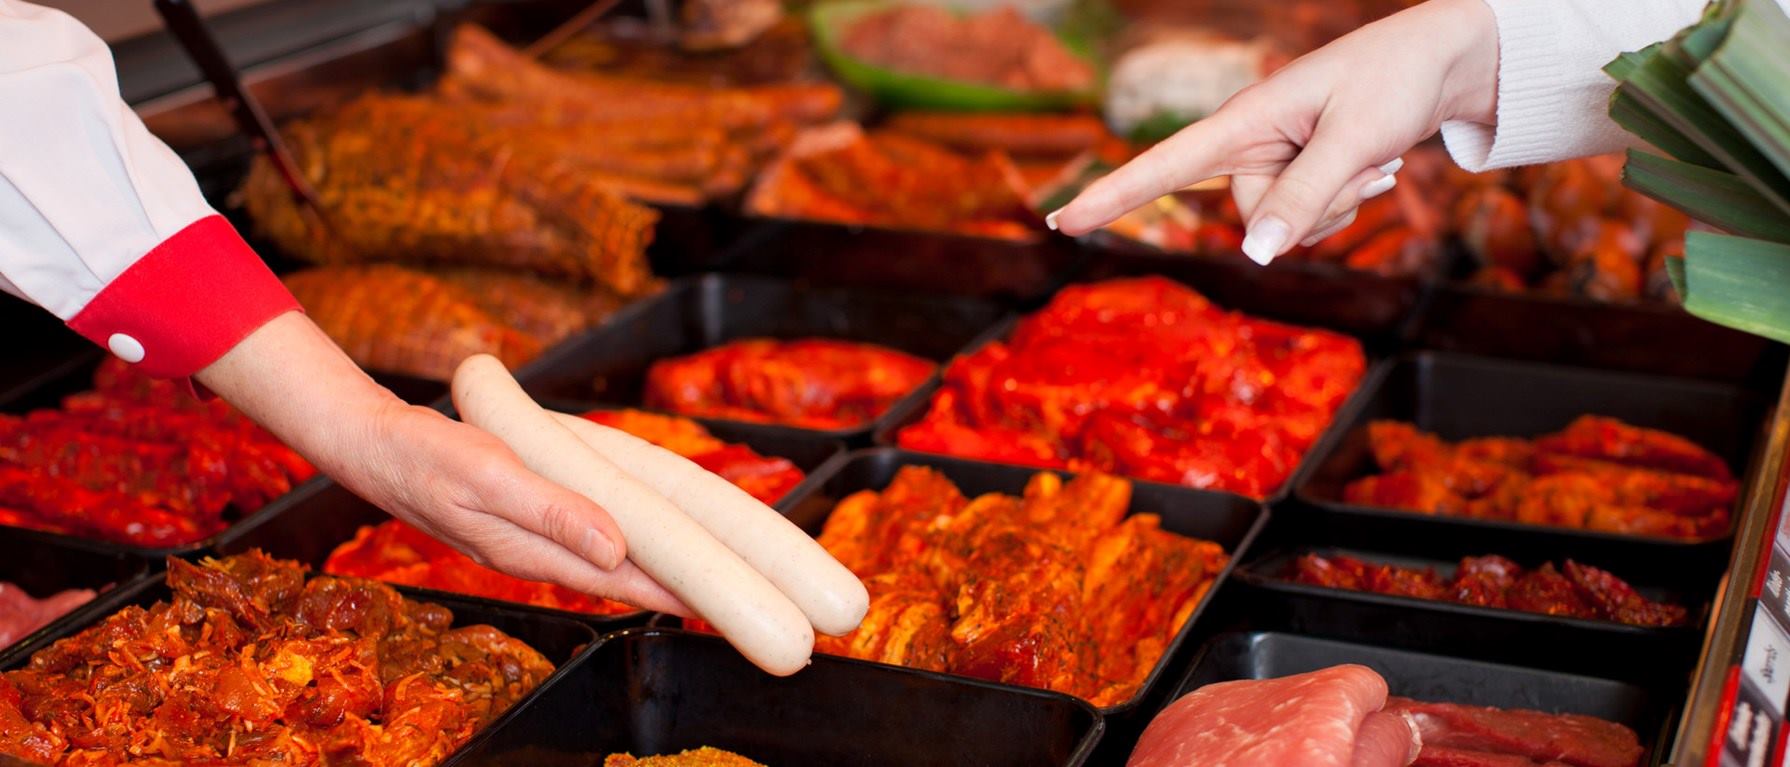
[1378,157,1404,175]
[1241,217,1290,266]
[1044,209,1063,231]
[1361,173,1399,200]
[582,527,621,569]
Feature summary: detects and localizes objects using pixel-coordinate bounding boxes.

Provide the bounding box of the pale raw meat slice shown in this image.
[1128,665,1397,767]
[1386,698,1641,767]
[1353,712,1422,767]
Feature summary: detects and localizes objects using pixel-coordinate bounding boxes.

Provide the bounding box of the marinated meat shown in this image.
[325,520,635,616]
[1291,554,1686,627]
[0,551,554,766]
[0,360,313,547]
[1387,697,1644,767]
[0,585,94,649]
[881,112,1118,158]
[898,277,1367,498]
[746,122,1037,239]
[642,338,937,429]
[580,410,805,504]
[807,467,1228,706]
[1127,665,1416,767]
[606,749,767,767]
[328,409,805,613]
[837,5,1095,91]
[1344,417,1735,539]
[284,265,635,382]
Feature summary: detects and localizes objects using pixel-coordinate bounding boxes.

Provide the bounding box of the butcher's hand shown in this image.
[194,312,691,615]
[1048,0,1499,263]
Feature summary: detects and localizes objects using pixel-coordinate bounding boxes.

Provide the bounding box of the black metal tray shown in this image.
[712,218,1084,303]
[1075,233,1439,349]
[0,535,151,655]
[517,274,1010,444]
[1417,282,1786,387]
[871,301,1393,504]
[0,566,598,767]
[1230,542,1708,681]
[444,628,1104,767]
[778,448,1267,717]
[1291,351,1766,562]
[1175,631,1672,766]
[0,353,333,560]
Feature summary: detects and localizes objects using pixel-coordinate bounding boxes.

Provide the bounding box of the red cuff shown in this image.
[67,215,301,379]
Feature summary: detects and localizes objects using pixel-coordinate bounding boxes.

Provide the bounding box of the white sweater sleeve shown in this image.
[1439,0,1707,171]
[0,0,219,319]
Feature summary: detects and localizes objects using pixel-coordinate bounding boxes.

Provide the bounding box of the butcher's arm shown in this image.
[1439,0,1708,171]
[0,0,683,614]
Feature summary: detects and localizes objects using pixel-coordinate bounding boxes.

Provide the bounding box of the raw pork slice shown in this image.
[1386,697,1643,767]
[1128,665,1418,767]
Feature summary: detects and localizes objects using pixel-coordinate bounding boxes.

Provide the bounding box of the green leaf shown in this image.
[1623,149,1790,240]
[1690,0,1790,182]
[1608,88,1724,167]
[1609,19,1790,214]
[1677,231,1790,344]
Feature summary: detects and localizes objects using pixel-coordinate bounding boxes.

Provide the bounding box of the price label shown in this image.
[1742,605,1790,717]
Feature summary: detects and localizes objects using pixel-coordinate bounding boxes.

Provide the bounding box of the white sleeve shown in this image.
[1438,0,1707,171]
[0,0,218,319]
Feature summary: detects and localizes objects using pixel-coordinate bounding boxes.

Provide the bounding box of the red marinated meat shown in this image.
[1291,553,1684,628]
[1386,697,1643,767]
[1128,665,1413,767]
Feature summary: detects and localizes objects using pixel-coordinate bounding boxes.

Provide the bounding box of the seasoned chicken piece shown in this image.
[607,748,768,767]
[1535,415,1733,480]
[643,339,936,429]
[816,467,967,576]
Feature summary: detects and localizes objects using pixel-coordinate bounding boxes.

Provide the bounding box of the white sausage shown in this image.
[451,355,814,675]
[552,411,869,636]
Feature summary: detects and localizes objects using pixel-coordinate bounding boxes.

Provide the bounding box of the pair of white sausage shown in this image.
[452,354,869,675]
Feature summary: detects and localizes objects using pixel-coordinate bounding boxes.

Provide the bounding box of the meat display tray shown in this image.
[0,535,151,656]
[871,311,1392,504]
[1417,283,1785,386]
[716,218,1084,303]
[778,448,1267,717]
[1291,351,1766,564]
[0,353,333,560]
[1231,541,1708,682]
[1175,631,1673,766]
[0,566,602,761]
[1075,234,1439,348]
[516,274,1010,444]
[443,628,1104,767]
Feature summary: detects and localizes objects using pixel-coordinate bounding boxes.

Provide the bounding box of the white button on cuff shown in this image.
[107,333,145,363]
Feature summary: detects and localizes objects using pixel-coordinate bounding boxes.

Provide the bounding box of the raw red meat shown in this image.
[1128,665,1415,767]
[1386,697,1643,767]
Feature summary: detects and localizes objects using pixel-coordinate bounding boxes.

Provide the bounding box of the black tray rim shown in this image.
[472,625,1110,767]
[1288,349,1764,548]
[773,446,1271,717]
[517,273,1019,445]
[1231,545,1708,638]
[0,560,159,665]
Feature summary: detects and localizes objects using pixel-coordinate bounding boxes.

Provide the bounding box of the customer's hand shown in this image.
[196,312,690,615]
[1050,0,1500,263]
